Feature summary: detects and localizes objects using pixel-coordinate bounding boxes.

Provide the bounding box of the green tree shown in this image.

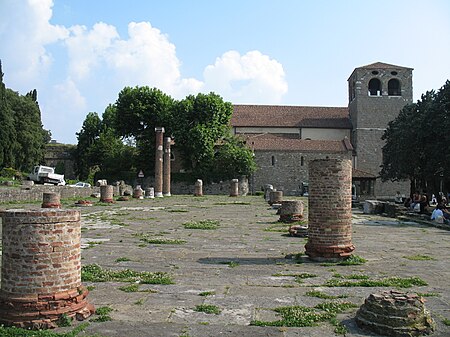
[381,80,450,194]
[0,60,17,168]
[172,92,233,178]
[6,88,49,171]
[213,136,257,181]
[114,86,175,174]
[74,112,102,179]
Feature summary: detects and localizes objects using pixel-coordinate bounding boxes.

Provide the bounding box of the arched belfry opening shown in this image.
[368,78,382,96]
[388,79,401,96]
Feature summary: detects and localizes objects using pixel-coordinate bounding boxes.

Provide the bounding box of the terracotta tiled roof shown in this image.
[231,105,351,129]
[352,168,377,179]
[357,62,413,70]
[241,134,353,152]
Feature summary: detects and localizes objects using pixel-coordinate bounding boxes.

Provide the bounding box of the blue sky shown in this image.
[1,0,449,144]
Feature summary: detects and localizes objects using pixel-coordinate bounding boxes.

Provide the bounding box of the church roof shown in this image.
[231,105,351,129]
[357,62,413,70]
[241,134,353,152]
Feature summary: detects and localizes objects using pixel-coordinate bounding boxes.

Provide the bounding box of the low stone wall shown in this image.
[0,185,97,203]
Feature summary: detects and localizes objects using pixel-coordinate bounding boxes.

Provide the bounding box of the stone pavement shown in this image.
[1,195,449,337]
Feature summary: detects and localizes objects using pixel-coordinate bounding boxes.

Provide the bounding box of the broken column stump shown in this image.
[194,179,203,197]
[355,290,435,337]
[305,158,354,261]
[100,185,114,203]
[229,179,239,197]
[0,209,95,329]
[269,190,283,206]
[279,200,304,223]
[41,192,61,208]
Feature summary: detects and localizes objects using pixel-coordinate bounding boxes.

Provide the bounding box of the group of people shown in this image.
[404,190,450,224]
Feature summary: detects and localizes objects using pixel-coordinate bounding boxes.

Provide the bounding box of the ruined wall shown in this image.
[252,150,352,195]
[0,185,96,203]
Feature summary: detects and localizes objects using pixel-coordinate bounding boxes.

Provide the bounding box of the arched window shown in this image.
[388,79,401,96]
[368,78,382,96]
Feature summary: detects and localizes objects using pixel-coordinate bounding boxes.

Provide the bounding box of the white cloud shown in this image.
[203,50,288,104]
[0,1,288,143]
[0,0,69,86]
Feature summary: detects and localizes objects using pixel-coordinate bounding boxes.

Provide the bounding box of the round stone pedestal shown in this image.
[194,179,203,197]
[0,209,94,329]
[100,185,114,203]
[41,192,61,208]
[279,200,304,223]
[269,190,283,206]
[229,179,239,197]
[356,290,435,337]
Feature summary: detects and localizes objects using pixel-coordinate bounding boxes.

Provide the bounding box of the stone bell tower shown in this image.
[348,62,413,198]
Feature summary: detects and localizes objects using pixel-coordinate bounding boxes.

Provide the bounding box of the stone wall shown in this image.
[252,150,352,195]
[0,185,96,203]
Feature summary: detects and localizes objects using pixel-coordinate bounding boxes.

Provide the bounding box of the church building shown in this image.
[231,62,413,199]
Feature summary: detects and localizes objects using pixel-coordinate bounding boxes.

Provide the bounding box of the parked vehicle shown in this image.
[28,165,65,185]
[69,182,91,188]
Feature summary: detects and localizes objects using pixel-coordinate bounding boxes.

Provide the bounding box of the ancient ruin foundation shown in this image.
[229,179,239,197]
[133,185,144,199]
[41,192,61,208]
[154,127,165,197]
[0,209,94,329]
[163,136,171,197]
[269,190,283,206]
[100,185,114,203]
[356,290,435,337]
[305,158,354,260]
[194,179,203,197]
[279,200,304,223]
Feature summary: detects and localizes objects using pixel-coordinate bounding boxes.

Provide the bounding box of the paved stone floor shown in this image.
[1,195,449,336]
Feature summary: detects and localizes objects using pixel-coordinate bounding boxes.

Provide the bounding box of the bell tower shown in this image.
[348,62,413,198]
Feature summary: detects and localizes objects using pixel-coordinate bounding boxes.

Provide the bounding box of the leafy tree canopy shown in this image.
[381,80,450,194]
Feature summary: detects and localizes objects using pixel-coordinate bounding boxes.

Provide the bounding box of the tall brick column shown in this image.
[305,158,355,260]
[163,136,172,197]
[154,127,165,198]
[0,209,94,329]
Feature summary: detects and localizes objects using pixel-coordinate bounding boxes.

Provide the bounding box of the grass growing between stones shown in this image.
[91,306,113,322]
[417,292,440,297]
[213,201,251,205]
[194,304,221,315]
[81,264,173,284]
[133,233,186,245]
[183,220,220,230]
[251,301,357,327]
[0,322,91,337]
[115,257,132,262]
[403,254,436,261]
[305,291,348,299]
[199,291,216,297]
[324,276,427,288]
[442,318,450,326]
[320,255,367,266]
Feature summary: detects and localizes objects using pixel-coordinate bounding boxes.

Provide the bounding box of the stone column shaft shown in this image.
[154,127,165,197]
[305,158,354,260]
[163,137,171,197]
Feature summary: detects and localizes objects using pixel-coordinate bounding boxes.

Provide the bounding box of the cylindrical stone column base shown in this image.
[41,192,61,208]
[269,190,283,205]
[305,159,355,261]
[0,209,94,329]
[279,200,304,223]
[133,185,144,199]
[194,179,203,197]
[100,185,114,203]
[264,184,274,201]
[229,179,239,197]
[145,187,155,199]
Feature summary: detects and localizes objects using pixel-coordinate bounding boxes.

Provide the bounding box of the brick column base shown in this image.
[0,286,95,329]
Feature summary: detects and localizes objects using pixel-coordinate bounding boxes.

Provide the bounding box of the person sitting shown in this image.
[419,191,429,214]
[410,191,421,211]
[431,203,444,223]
